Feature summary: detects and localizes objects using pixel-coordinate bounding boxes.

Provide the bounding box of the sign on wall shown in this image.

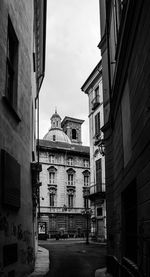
[38,222,46,234]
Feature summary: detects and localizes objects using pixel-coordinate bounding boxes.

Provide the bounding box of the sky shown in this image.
[39,0,100,146]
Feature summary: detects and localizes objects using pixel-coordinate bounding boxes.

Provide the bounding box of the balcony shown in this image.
[83,186,90,198]
[47,183,57,194]
[88,183,105,200]
[92,95,100,110]
[48,183,57,189]
[66,181,76,192]
[40,206,85,214]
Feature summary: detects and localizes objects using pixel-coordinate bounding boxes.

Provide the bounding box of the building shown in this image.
[0,1,46,276]
[99,0,150,275]
[81,61,106,242]
[38,111,90,238]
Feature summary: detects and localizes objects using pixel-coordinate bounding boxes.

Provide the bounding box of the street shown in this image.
[40,239,106,277]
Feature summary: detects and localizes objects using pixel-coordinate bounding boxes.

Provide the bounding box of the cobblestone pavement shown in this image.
[40,239,106,277]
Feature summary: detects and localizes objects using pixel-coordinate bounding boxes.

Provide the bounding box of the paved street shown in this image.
[39,239,106,277]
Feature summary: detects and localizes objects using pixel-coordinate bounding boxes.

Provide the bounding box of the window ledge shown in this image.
[2,96,21,122]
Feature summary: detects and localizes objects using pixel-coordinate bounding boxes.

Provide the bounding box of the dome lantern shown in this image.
[50,109,61,129]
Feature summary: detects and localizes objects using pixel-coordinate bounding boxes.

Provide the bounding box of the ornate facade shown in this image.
[38,111,90,238]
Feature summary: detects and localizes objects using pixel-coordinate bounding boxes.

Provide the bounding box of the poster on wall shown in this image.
[38,222,46,234]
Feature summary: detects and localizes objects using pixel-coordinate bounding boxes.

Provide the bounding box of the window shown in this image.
[72,129,77,139]
[68,174,74,186]
[84,197,89,209]
[92,87,100,110]
[95,86,99,98]
[67,157,73,166]
[96,159,102,191]
[1,149,20,209]
[49,155,55,163]
[111,0,128,59]
[68,195,73,208]
[97,207,103,217]
[6,17,19,108]
[50,194,55,207]
[84,176,89,186]
[84,159,89,167]
[49,172,55,184]
[95,112,100,136]
[53,135,56,141]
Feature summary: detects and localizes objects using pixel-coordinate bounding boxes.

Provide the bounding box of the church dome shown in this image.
[43,128,71,144]
[43,110,71,143]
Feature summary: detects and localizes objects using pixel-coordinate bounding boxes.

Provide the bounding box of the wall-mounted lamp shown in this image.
[98,140,105,156]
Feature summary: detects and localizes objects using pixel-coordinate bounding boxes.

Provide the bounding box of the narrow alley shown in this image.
[40,239,106,277]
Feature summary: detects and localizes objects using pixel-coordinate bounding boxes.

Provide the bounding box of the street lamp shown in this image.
[98,140,105,156]
[81,208,92,244]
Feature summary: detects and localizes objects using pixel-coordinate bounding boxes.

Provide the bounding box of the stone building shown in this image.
[81,61,106,242]
[0,1,46,276]
[38,111,90,238]
[99,0,150,275]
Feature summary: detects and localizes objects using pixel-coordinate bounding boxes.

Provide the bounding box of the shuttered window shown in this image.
[95,112,100,136]
[68,195,73,208]
[96,159,102,191]
[50,194,55,207]
[6,17,19,108]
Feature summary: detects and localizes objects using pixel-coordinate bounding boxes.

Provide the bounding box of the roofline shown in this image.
[81,60,102,94]
[61,116,84,127]
[37,146,90,157]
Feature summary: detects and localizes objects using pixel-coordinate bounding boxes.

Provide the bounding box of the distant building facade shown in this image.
[0,1,46,276]
[99,0,150,275]
[81,61,106,242]
[38,111,90,238]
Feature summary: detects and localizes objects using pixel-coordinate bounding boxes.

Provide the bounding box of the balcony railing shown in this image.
[67,181,75,186]
[88,183,105,200]
[40,206,85,214]
[48,182,57,186]
[91,95,100,110]
[90,183,105,194]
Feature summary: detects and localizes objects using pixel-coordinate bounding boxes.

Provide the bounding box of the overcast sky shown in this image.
[39,0,100,146]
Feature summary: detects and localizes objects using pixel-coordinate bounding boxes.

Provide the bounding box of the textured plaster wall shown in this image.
[0,1,36,276]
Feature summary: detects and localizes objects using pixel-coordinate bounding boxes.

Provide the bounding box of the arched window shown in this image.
[47,166,57,184]
[72,129,77,139]
[66,168,75,186]
[82,170,90,186]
